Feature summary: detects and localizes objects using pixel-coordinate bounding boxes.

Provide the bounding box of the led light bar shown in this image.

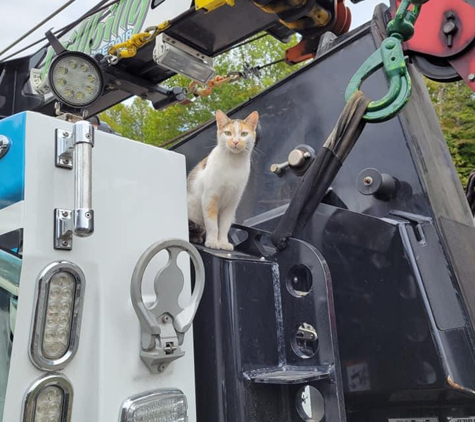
[30,261,85,370]
[22,373,73,422]
[153,34,215,84]
[120,389,188,422]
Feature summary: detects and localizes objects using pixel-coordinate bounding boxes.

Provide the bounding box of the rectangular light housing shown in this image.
[120,389,188,422]
[153,34,215,84]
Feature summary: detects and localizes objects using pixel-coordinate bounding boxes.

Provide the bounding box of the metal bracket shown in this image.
[54,209,73,250]
[389,210,432,245]
[55,129,74,169]
[140,315,186,373]
[131,239,205,374]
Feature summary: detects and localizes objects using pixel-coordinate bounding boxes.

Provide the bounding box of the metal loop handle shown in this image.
[130,239,205,335]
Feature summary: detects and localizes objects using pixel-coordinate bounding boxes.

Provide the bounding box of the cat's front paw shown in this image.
[205,239,220,249]
[219,242,234,251]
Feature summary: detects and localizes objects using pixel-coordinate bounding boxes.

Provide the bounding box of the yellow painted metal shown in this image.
[195,0,235,12]
[108,21,171,61]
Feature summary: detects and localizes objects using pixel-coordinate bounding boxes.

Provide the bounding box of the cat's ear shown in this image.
[244,111,259,130]
[216,110,230,129]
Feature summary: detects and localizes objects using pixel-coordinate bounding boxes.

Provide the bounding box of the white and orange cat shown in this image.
[187,109,259,250]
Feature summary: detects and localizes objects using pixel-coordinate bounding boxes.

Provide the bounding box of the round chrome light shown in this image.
[48,52,103,108]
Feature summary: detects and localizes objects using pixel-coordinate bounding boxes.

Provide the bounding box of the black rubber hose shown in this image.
[271,91,370,250]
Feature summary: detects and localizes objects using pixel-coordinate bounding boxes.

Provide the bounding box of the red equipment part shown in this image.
[392,0,475,90]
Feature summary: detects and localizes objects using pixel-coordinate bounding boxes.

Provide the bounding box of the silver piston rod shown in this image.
[73,121,94,236]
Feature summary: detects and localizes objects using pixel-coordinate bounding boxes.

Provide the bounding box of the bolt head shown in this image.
[385,40,396,49]
[363,176,373,186]
[469,73,475,82]
[158,364,166,372]
[62,131,70,138]
[62,211,69,217]
[61,240,69,247]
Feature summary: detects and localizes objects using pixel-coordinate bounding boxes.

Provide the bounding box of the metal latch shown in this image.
[296,323,318,342]
[130,239,205,374]
[54,121,95,250]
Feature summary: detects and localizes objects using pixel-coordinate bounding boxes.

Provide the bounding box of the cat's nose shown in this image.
[232,140,239,146]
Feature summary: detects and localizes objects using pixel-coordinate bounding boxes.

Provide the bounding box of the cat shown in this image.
[187,109,259,251]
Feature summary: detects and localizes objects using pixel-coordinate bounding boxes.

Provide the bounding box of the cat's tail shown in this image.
[189,220,205,245]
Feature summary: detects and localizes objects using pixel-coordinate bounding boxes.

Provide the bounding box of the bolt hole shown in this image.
[295,385,325,421]
[286,264,313,297]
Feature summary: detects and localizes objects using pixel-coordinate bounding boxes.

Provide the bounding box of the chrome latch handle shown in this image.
[54,121,94,250]
[72,121,94,237]
[130,239,205,373]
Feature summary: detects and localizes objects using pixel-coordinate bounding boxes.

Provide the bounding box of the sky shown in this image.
[0,0,389,60]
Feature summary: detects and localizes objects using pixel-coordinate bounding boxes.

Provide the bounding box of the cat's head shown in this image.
[216,110,259,154]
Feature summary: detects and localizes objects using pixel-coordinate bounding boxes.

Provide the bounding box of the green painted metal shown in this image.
[345,0,426,122]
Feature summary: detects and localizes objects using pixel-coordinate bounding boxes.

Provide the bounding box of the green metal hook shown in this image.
[345,37,411,123]
[345,0,427,122]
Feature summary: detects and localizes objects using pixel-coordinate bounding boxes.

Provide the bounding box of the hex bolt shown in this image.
[363,176,373,186]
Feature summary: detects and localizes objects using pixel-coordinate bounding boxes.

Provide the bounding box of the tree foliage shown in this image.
[100,34,301,146]
[100,35,475,185]
[425,79,475,185]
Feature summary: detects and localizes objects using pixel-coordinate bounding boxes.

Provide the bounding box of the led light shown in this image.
[23,374,73,422]
[35,386,63,420]
[30,261,85,370]
[42,271,75,360]
[48,51,103,108]
[120,389,188,422]
[153,34,215,84]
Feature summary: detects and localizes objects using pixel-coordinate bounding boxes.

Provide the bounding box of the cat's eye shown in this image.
[241,131,248,136]
[224,131,232,136]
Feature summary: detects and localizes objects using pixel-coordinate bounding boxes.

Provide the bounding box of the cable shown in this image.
[0,0,119,63]
[220,33,270,55]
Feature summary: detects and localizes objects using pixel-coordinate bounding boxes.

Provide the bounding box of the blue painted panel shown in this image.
[0,113,26,209]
